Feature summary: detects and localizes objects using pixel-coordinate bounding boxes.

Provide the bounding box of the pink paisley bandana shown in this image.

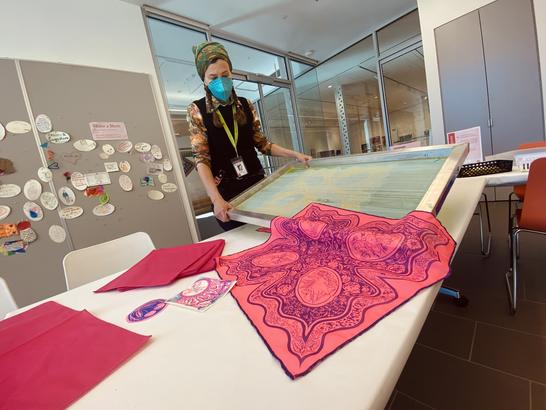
[217,203,455,379]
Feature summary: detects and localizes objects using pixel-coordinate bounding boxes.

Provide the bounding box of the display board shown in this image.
[229,145,468,227]
[0,59,194,306]
[0,60,72,305]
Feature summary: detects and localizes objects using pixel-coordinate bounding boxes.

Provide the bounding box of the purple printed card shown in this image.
[166,277,236,311]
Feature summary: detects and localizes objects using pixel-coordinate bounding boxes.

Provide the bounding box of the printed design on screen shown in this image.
[217,203,455,378]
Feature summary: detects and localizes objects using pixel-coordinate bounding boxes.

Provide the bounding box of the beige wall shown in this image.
[417,0,546,145]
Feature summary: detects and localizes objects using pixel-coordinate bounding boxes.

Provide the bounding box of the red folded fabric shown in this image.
[217,203,455,379]
[95,239,225,293]
[0,301,150,409]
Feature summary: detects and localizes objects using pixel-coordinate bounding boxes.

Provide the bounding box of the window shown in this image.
[147,18,207,111]
[377,10,421,55]
[290,60,313,78]
[381,47,430,146]
[211,37,288,79]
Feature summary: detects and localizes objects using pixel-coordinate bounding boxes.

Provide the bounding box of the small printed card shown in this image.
[166,277,235,311]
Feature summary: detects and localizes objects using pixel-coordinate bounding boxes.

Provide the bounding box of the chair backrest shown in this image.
[63,232,155,290]
[519,141,546,150]
[520,158,546,232]
[0,277,18,319]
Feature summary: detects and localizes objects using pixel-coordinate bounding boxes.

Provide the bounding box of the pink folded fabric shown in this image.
[95,239,225,292]
[0,301,150,409]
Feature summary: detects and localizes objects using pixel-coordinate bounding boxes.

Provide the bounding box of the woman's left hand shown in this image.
[295,152,312,168]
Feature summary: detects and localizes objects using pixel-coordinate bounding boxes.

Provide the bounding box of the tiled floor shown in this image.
[387,201,546,410]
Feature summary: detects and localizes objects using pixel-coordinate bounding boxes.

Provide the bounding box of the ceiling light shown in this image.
[328,85,333,88]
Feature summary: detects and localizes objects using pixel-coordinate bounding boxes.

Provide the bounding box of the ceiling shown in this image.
[122,0,417,61]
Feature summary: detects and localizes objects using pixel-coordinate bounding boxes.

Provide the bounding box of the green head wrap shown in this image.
[192,41,233,81]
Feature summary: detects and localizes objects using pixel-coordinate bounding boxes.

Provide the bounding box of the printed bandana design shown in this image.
[217,203,455,378]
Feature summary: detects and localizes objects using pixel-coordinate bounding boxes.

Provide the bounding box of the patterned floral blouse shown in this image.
[187,95,272,169]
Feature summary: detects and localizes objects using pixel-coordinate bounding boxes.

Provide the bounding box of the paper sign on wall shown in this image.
[447,126,483,164]
[89,122,128,141]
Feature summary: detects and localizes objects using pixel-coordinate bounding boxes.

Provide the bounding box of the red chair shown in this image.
[506,157,546,313]
[508,141,546,233]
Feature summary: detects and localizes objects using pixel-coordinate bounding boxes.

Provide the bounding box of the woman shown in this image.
[187,41,311,231]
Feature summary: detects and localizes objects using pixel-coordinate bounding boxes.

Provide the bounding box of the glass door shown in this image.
[233,77,300,174]
[380,46,431,148]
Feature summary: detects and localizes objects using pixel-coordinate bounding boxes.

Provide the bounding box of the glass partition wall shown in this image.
[144,8,430,218]
[292,9,430,157]
[146,16,307,217]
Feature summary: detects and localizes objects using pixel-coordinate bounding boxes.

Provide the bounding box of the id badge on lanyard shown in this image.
[231,156,248,178]
[217,105,248,179]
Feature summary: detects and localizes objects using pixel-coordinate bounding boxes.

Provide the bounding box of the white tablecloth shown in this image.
[8,178,486,410]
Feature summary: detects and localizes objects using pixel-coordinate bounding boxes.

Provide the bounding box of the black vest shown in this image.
[194,97,264,181]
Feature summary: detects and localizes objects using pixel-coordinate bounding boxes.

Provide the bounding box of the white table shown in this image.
[8,178,485,410]
[482,169,528,187]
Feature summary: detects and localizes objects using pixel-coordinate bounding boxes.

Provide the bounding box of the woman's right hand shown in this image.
[212,197,232,222]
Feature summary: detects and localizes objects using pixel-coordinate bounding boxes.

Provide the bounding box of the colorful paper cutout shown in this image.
[127,299,167,323]
[0,224,18,238]
[140,176,154,187]
[0,158,15,176]
[84,185,105,198]
[1,240,27,255]
[166,278,235,311]
[23,202,43,222]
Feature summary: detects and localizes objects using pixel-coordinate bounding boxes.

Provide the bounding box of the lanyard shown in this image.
[216,104,239,156]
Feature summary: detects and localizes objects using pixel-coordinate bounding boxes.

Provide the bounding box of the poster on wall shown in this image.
[447,126,483,164]
[89,122,129,141]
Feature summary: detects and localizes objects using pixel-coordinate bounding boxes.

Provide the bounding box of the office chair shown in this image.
[507,158,546,313]
[63,232,155,290]
[507,141,546,234]
[0,277,18,319]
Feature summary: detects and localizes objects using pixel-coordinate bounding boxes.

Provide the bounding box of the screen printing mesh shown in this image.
[236,157,447,219]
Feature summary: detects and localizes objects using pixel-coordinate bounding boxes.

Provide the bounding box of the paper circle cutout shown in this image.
[49,225,66,243]
[58,186,76,206]
[47,131,71,144]
[38,167,53,182]
[93,203,115,216]
[0,205,11,221]
[59,206,84,219]
[23,202,44,221]
[147,190,164,201]
[6,121,32,134]
[24,179,42,201]
[35,114,53,133]
[40,191,59,210]
[73,139,97,152]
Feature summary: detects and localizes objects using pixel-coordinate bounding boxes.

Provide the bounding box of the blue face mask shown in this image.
[207,77,233,102]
